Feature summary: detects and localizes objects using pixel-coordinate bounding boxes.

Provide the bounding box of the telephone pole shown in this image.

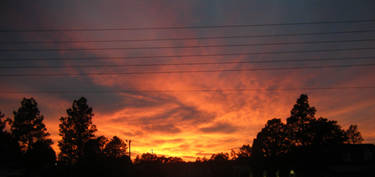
[128,140,131,160]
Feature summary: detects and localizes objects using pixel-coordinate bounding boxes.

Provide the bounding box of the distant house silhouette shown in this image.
[318,144,375,177]
[287,144,375,177]
[248,144,375,177]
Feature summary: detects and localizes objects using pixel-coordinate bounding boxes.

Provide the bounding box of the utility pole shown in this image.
[128,140,131,160]
[126,139,132,161]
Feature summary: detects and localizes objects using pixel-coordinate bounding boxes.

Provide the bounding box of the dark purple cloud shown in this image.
[199,122,238,133]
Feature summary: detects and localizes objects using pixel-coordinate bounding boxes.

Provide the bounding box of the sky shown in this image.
[0,0,375,161]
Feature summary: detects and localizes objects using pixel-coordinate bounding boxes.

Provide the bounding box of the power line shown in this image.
[1,29,375,44]
[0,56,374,69]
[2,86,375,94]
[1,19,375,32]
[2,47,375,62]
[0,63,374,77]
[1,39,375,52]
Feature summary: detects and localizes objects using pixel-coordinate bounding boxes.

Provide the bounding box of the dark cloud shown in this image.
[120,91,176,109]
[199,122,238,133]
[109,102,218,135]
[131,98,217,125]
[138,104,215,124]
[111,99,217,127]
[0,53,130,115]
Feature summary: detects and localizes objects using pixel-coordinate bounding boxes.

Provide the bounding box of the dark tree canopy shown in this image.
[0,111,21,167]
[104,136,127,159]
[286,94,348,147]
[252,118,290,159]
[11,98,52,151]
[252,94,357,161]
[210,152,229,161]
[58,97,97,165]
[286,94,317,147]
[345,124,364,144]
[289,94,316,121]
[232,144,252,160]
[208,152,232,177]
[82,136,108,160]
[239,145,252,157]
[136,153,159,163]
[74,135,133,177]
[134,153,184,165]
[25,140,56,168]
[0,111,6,132]
[307,118,347,145]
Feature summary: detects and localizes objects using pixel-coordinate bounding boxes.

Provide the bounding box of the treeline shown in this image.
[129,95,365,177]
[0,98,55,175]
[245,94,364,177]
[0,97,134,177]
[0,94,365,177]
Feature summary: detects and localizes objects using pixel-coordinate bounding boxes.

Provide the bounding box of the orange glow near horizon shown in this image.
[6,64,375,161]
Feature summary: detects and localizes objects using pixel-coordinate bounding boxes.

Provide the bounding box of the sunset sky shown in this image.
[0,0,375,161]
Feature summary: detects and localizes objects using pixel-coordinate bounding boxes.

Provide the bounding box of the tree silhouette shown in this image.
[0,111,6,132]
[134,153,162,177]
[252,95,350,157]
[249,94,361,177]
[136,153,159,163]
[307,117,347,145]
[286,94,347,147]
[208,153,232,177]
[104,136,127,159]
[165,156,184,164]
[345,124,364,144]
[58,97,97,165]
[210,152,229,161]
[0,111,21,167]
[78,135,132,177]
[286,94,316,147]
[231,144,252,161]
[82,136,107,161]
[252,119,290,159]
[25,140,56,168]
[238,144,252,158]
[11,98,52,152]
